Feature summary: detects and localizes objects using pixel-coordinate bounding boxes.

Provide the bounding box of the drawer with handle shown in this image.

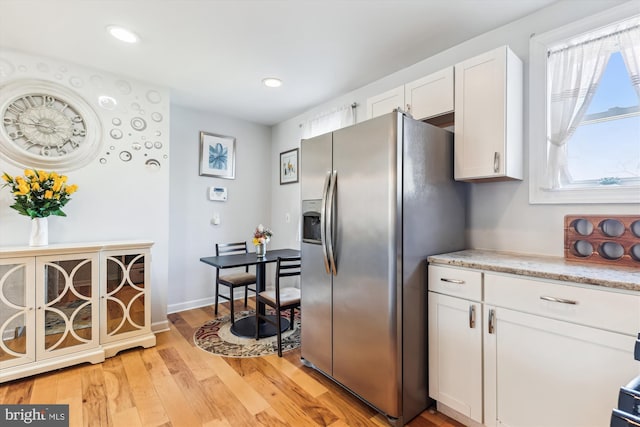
[428,264,482,301]
[484,272,640,335]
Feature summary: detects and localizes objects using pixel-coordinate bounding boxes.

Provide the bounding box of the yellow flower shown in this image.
[252,238,259,245]
[24,169,36,178]
[50,172,59,180]
[31,181,40,191]
[37,170,49,181]
[66,184,78,194]
[61,175,68,183]
[1,172,11,183]
[15,176,25,186]
[44,190,53,199]
[16,183,29,195]
[52,178,63,192]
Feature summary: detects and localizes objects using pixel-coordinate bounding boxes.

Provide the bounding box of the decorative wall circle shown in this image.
[69,76,83,88]
[151,112,163,122]
[119,151,132,162]
[99,157,107,164]
[146,90,162,104]
[0,79,103,171]
[115,80,132,94]
[132,142,142,150]
[163,154,168,159]
[131,102,141,111]
[130,117,147,131]
[144,141,153,149]
[109,145,115,150]
[109,129,123,139]
[145,158,161,170]
[0,59,15,77]
[112,118,122,126]
[98,95,117,110]
[154,141,162,149]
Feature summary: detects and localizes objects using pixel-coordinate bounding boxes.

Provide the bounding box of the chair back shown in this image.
[275,256,301,289]
[215,242,250,272]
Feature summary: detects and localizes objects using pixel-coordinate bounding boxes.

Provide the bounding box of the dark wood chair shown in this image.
[214,242,257,323]
[255,256,301,356]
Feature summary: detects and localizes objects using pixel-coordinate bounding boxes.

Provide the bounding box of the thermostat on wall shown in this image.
[209,187,227,201]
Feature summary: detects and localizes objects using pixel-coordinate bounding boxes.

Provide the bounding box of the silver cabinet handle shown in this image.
[440,278,465,284]
[540,296,578,305]
[493,152,500,173]
[469,305,476,329]
[488,309,495,334]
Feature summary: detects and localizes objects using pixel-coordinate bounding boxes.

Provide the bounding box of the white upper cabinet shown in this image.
[454,46,523,181]
[365,67,454,121]
[405,67,454,121]
[366,85,404,120]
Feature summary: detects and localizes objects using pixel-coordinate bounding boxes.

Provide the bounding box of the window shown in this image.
[529,3,639,204]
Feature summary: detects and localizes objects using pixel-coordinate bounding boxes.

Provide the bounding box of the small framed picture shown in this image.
[199,131,236,179]
[280,148,299,185]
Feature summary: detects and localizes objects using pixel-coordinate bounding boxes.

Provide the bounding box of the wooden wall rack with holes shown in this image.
[564,215,640,268]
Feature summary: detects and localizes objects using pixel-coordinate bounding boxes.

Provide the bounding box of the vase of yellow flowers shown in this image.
[252,224,272,258]
[2,169,78,246]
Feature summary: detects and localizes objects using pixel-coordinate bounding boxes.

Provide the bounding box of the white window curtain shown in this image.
[618,26,640,98]
[546,39,612,189]
[301,103,355,139]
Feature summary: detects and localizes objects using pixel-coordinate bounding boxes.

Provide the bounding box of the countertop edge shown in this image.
[428,250,640,292]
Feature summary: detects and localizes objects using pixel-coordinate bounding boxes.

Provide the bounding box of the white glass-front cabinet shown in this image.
[101,247,154,357]
[0,257,35,370]
[0,241,155,383]
[454,45,523,181]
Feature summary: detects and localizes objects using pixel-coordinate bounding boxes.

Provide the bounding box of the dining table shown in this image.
[200,248,301,338]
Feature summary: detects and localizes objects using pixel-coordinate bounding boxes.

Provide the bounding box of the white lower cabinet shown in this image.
[0,241,155,382]
[428,265,640,427]
[428,265,483,424]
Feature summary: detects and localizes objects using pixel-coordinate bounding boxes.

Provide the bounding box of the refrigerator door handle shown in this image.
[320,171,332,274]
[326,170,338,275]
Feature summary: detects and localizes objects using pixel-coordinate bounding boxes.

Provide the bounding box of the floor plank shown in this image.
[0,301,461,427]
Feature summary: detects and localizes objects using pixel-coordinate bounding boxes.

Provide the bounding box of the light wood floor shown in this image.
[0,299,463,427]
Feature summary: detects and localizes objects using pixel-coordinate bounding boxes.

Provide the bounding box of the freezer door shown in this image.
[331,112,401,418]
[300,133,333,374]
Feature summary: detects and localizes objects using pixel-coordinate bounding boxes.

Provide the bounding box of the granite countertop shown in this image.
[428,249,640,292]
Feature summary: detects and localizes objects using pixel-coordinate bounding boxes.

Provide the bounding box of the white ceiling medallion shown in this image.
[106,25,140,43]
[0,79,103,171]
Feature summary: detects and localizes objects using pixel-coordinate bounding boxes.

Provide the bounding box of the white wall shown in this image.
[0,49,170,328]
[271,0,638,258]
[167,104,272,313]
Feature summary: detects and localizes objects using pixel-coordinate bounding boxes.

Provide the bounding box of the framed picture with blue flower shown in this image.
[199,131,236,179]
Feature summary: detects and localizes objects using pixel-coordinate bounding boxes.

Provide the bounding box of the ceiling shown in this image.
[0,0,559,125]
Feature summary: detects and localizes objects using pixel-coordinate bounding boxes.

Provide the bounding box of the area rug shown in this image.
[194,309,301,358]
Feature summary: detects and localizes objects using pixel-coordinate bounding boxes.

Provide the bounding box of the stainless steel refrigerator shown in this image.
[300,111,466,425]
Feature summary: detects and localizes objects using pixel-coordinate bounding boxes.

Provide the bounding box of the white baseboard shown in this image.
[151,319,170,333]
[167,288,251,314]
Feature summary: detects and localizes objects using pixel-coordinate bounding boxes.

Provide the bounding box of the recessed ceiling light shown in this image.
[107,25,139,43]
[262,77,282,88]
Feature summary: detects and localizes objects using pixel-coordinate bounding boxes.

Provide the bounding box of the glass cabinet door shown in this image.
[36,253,99,360]
[102,250,149,342]
[0,257,35,369]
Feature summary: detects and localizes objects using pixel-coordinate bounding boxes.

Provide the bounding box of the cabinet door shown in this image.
[454,46,508,180]
[405,67,454,120]
[484,306,638,427]
[101,249,151,343]
[0,257,35,369]
[365,85,404,119]
[36,252,99,360]
[428,292,483,423]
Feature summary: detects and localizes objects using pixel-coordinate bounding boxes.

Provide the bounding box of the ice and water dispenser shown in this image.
[302,200,322,244]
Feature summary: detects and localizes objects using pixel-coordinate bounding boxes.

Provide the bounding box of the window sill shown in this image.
[529,184,640,204]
